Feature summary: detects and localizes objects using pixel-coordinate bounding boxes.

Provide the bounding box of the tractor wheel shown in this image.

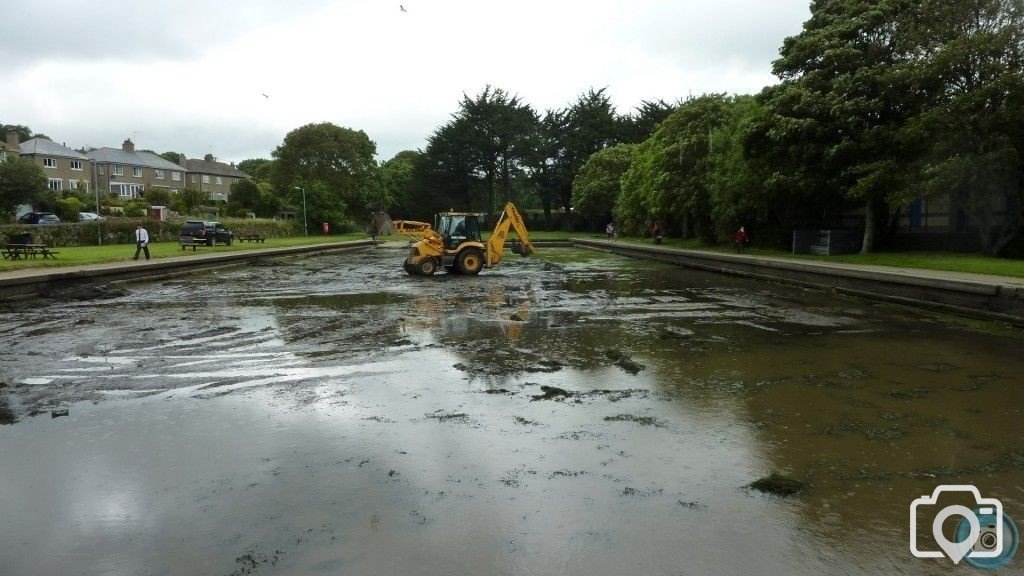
[417,258,437,276]
[457,248,484,275]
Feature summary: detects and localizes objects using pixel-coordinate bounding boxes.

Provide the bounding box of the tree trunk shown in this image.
[860,200,875,254]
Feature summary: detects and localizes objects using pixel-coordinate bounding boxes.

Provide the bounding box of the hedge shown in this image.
[0,218,301,247]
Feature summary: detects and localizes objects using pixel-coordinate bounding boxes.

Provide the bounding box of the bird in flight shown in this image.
[400,4,407,12]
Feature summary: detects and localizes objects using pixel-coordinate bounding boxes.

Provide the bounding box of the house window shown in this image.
[69,180,88,192]
[172,171,181,181]
[43,158,56,168]
[113,183,143,198]
[0,151,6,162]
[113,165,123,176]
[48,178,63,190]
[215,176,223,185]
[98,165,105,175]
[133,167,143,178]
[202,175,210,184]
[191,175,197,184]
[154,169,164,179]
[70,160,83,171]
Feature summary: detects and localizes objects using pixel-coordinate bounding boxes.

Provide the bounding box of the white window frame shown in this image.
[113,165,123,176]
[154,169,164,180]
[113,183,143,198]
[48,178,63,190]
[68,180,88,192]
[133,167,143,178]
[202,175,210,184]
[98,165,105,175]
[70,160,83,171]
[172,171,181,181]
[191,175,197,184]
[43,158,56,168]
[215,176,223,185]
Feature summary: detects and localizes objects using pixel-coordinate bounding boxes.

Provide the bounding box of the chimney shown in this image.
[178,154,188,168]
[122,138,135,153]
[230,162,235,168]
[204,153,215,162]
[6,129,18,149]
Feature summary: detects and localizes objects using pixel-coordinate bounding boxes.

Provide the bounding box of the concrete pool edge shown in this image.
[571,238,1024,323]
[0,239,376,301]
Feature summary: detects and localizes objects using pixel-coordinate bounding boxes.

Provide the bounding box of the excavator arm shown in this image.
[485,202,535,266]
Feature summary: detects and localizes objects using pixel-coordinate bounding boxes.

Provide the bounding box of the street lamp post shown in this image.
[295,186,307,236]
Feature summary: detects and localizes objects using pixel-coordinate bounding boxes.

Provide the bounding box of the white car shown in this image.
[78,212,104,221]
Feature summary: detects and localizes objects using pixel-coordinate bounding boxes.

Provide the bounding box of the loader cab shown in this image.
[436,212,482,250]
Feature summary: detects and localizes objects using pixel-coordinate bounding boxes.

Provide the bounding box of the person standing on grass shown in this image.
[133,224,151,261]
[606,222,615,240]
[652,221,663,245]
[734,226,749,253]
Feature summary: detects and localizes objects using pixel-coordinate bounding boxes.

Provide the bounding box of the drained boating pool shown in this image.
[0,247,1021,575]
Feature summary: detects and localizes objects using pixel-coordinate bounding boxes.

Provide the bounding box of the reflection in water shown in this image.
[0,248,1020,576]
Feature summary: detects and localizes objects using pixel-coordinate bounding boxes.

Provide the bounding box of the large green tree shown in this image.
[907,0,1024,254]
[418,87,541,220]
[571,143,635,226]
[556,89,623,217]
[617,95,735,239]
[759,0,920,253]
[0,157,47,218]
[238,158,274,180]
[272,122,378,228]
[378,150,422,217]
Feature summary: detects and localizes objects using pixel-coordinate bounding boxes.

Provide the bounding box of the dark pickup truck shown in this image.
[179,220,234,249]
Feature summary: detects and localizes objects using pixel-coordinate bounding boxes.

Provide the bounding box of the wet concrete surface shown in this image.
[1,247,1022,575]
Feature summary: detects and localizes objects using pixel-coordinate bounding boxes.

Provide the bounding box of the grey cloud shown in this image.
[0,0,334,64]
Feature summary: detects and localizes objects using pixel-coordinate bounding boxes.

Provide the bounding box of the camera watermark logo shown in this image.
[910,485,1019,569]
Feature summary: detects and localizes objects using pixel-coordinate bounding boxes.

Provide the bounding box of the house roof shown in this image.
[86,148,183,170]
[184,158,249,179]
[20,138,88,160]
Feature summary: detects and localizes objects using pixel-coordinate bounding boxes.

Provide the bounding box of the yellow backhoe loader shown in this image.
[394,202,535,276]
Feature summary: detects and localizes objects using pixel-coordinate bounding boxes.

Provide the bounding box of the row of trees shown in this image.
[370,0,1022,254]
[576,0,1024,254]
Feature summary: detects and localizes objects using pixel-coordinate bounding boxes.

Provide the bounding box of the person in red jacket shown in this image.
[734,226,749,253]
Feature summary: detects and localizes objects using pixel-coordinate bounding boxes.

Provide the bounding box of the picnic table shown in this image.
[2,243,59,260]
[238,234,266,243]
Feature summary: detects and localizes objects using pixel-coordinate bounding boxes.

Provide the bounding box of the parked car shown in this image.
[18,212,61,225]
[78,212,104,221]
[179,220,234,246]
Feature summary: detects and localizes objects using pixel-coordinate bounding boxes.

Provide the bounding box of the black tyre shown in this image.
[456,249,483,275]
[418,258,437,276]
[226,235,233,246]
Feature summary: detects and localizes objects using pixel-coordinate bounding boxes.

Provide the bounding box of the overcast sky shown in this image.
[0,0,811,164]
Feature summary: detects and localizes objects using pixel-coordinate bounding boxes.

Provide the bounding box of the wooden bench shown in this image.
[3,244,59,260]
[179,237,213,251]
[238,234,266,243]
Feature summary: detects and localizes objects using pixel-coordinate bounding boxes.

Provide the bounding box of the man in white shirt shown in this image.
[133,224,151,261]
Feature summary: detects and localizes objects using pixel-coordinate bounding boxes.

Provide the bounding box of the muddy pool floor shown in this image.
[1,247,1022,575]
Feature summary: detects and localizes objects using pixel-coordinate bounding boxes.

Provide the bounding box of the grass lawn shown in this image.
[615,236,1024,279]
[0,233,371,271]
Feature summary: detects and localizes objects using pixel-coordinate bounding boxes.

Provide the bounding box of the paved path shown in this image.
[573,238,1024,321]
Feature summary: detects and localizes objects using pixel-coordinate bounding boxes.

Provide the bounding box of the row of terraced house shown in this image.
[0,130,249,203]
